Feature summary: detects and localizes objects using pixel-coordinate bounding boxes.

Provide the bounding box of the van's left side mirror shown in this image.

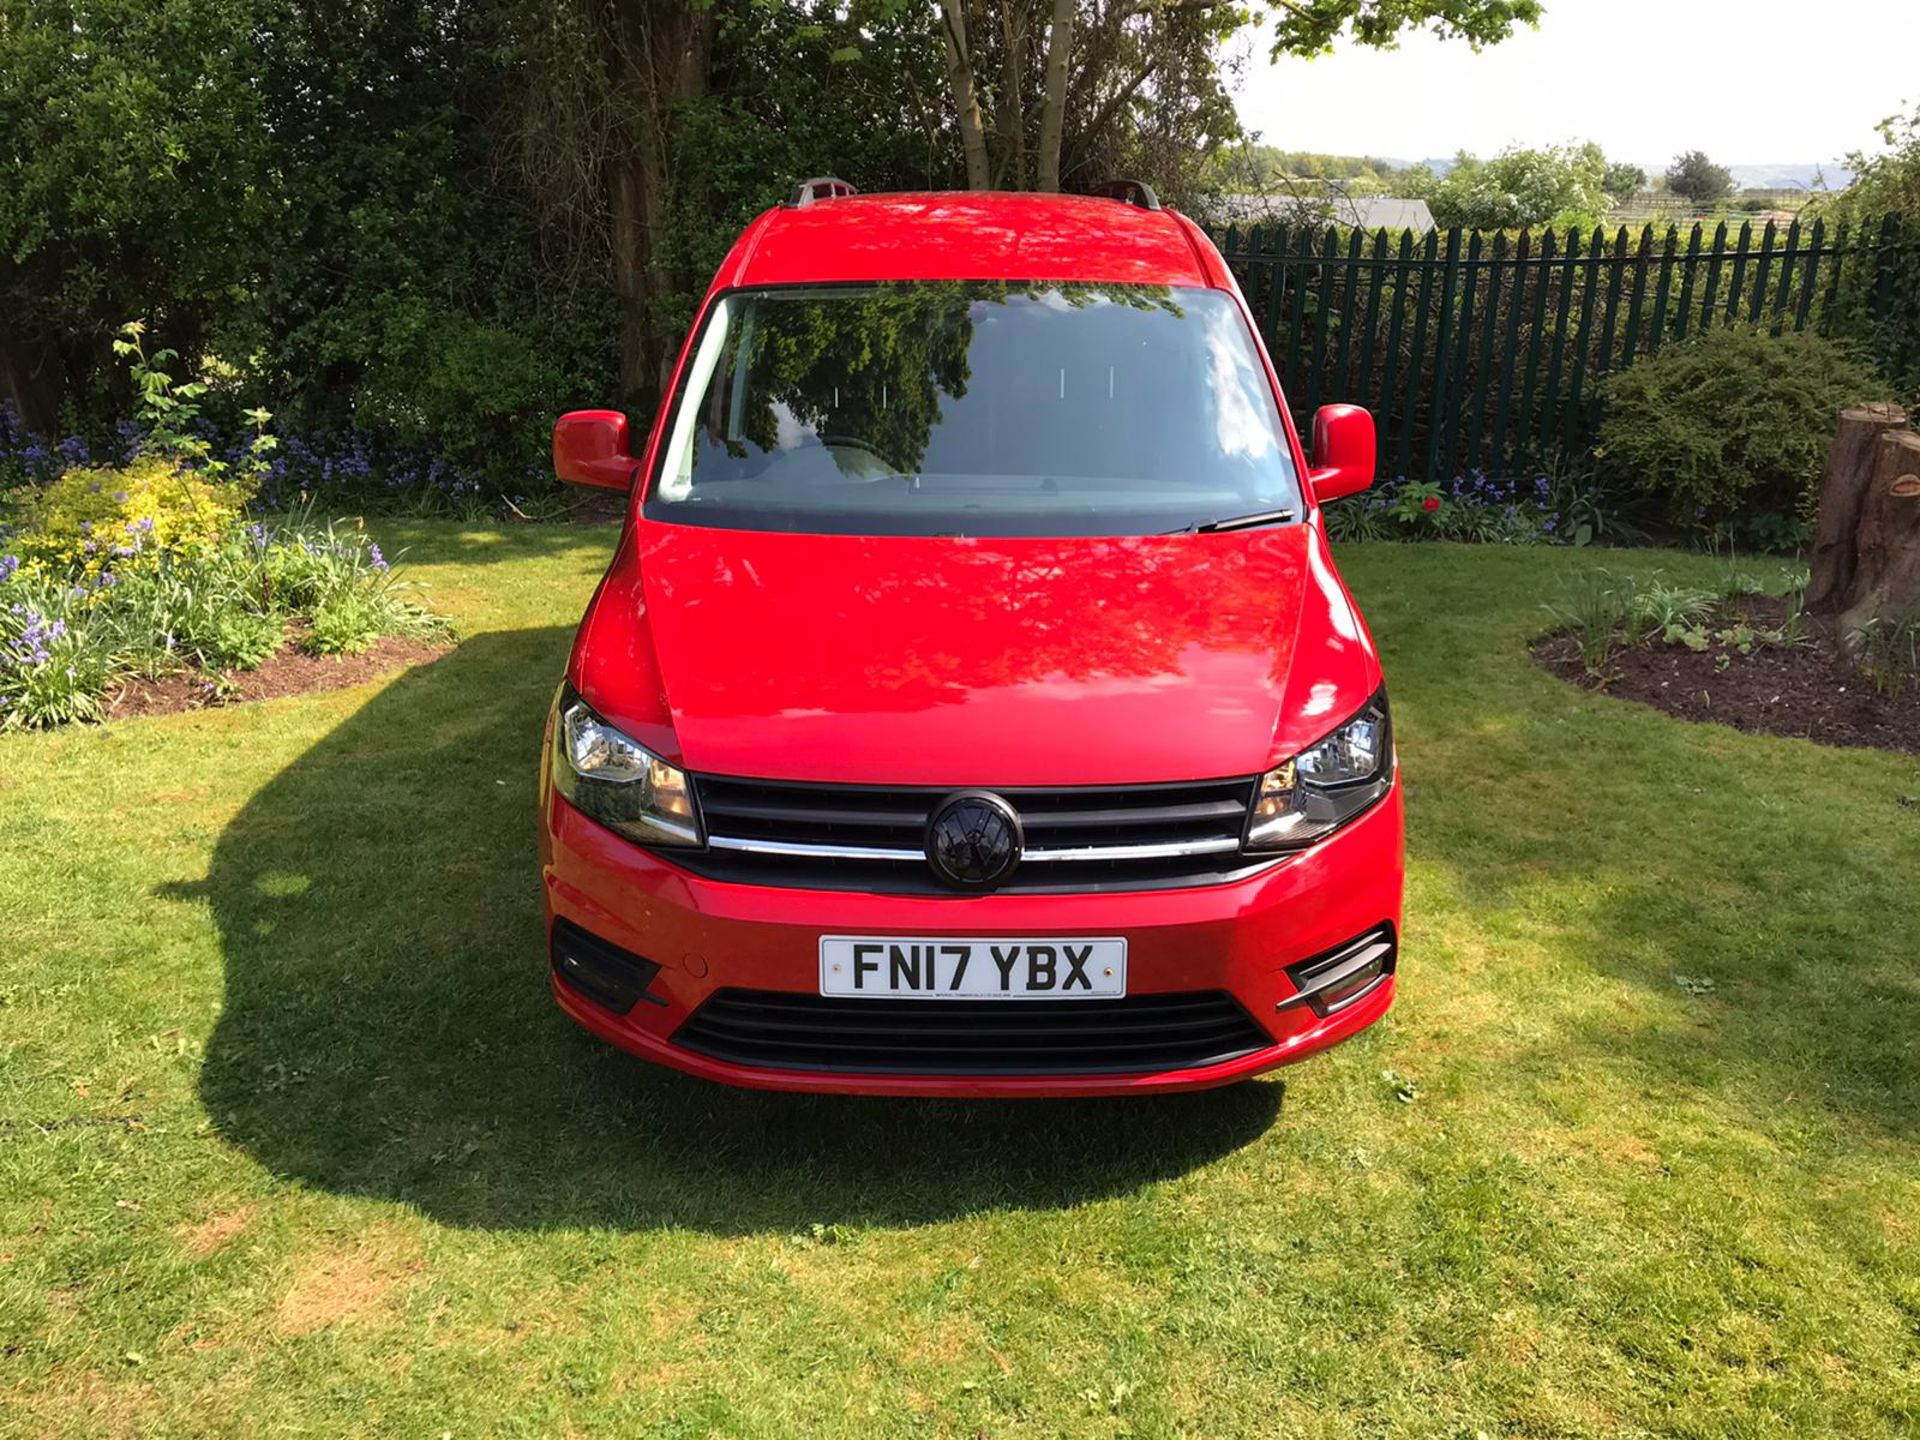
[1307,404,1376,503]
[554,409,638,490]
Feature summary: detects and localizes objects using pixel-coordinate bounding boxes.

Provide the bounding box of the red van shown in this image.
[537,181,1402,1096]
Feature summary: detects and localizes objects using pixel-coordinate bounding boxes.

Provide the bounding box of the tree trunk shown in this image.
[1838,430,1920,643]
[601,0,713,403]
[1035,0,1074,192]
[939,0,991,190]
[0,320,66,435]
[1806,403,1909,613]
[994,1,1029,189]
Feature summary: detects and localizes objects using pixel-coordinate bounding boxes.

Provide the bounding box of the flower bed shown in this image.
[1532,568,1920,755]
[0,326,450,729]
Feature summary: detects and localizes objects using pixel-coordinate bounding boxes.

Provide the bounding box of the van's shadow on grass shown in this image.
[189,629,1280,1234]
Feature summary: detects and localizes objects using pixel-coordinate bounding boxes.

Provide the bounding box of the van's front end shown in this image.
[539,191,1402,1096]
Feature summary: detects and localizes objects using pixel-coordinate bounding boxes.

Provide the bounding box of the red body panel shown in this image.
[543,191,1403,1096]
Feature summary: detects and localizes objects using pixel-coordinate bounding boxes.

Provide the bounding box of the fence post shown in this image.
[1820,218,1851,332]
[1767,219,1801,335]
[1330,227,1365,400]
[1378,230,1417,473]
[1795,217,1825,332]
[1466,231,1507,476]
[1395,230,1441,479]
[1283,227,1314,404]
[1699,221,1730,333]
[1353,229,1390,413]
[1594,223,1632,389]
[1872,213,1902,324]
[1516,227,1557,458]
[1537,227,1581,454]
[1303,229,1341,417]
[1423,227,1466,482]
[1620,225,1656,370]
[1490,229,1530,470]
[1561,226,1607,450]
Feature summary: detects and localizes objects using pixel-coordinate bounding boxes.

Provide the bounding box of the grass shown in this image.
[2,525,1917,1437]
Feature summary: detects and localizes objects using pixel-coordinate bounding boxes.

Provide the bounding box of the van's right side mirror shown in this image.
[554,409,638,491]
[1308,404,1376,503]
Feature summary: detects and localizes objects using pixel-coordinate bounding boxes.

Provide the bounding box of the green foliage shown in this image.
[1854,612,1920,699]
[1602,161,1645,201]
[0,568,122,729]
[0,0,277,428]
[1267,0,1544,57]
[1629,581,1716,637]
[1426,143,1611,231]
[0,514,444,728]
[114,320,275,482]
[1815,106,1920,389]
[1597,328,1892,537]
[15,456,250,573]
[1543,568,1632,672]
[1665,150,1734,205]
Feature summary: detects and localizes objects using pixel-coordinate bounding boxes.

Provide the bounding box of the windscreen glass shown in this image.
[643,282,1301,536]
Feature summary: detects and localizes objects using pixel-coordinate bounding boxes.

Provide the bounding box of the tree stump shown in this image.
[1838,430,1920,644]
[1806,403,1910,613]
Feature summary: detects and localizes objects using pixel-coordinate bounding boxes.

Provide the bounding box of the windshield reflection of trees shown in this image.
[706,283,1183,478]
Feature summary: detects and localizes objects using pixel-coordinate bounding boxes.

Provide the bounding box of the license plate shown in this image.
[819,936,1127,999]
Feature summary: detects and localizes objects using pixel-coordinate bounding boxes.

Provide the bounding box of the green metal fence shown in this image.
[1216,215,1914,482]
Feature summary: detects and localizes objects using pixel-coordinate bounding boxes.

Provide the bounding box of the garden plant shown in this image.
[0,326,447,729]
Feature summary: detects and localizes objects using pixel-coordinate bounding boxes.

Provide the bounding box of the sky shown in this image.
[1231,0,1916,170]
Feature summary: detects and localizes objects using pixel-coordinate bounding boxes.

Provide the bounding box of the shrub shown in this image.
[1597,328,1893,539]
[14,455,251,573]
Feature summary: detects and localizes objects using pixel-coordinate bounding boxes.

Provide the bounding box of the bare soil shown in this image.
[1533,595,1920,758]
[103,633,452,721]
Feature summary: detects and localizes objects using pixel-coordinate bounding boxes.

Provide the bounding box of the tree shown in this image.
[0,0,279,431]
[933,0,1542,197]
[1665,150,1733,205]
[1426,142,1610,230]
[1602,161,1645,201]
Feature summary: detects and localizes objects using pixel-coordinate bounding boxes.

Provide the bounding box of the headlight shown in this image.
[1245,689,1393,852]
[551,686,703,847]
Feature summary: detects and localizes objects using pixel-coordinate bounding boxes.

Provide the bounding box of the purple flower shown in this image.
[369,543,388,572]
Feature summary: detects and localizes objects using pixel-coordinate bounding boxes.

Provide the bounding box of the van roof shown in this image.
[723,191,1222,291]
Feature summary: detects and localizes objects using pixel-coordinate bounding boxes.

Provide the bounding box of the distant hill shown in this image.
[1407,156,1854,191]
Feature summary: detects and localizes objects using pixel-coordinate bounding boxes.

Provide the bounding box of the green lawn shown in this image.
[3,523,1917,1438]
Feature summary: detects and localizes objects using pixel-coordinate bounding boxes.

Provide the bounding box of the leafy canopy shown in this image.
[1265,0,1544,57]
[1664,150,1733,204]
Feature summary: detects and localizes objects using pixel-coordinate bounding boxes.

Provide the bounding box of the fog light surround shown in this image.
[1278,924,1396,1017]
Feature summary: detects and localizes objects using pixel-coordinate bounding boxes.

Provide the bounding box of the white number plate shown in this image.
[819,936,1127,999]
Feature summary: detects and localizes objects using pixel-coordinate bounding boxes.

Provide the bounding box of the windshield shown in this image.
[643,282,1302,537]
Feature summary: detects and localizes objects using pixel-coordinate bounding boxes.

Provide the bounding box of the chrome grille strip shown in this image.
[705,834,1243,863]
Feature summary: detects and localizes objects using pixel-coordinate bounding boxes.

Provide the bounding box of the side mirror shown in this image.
[554,409,638,490]
[1308,404,1376,503]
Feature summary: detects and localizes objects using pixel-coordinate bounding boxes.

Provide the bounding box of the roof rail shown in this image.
[787,177,858,208]
[1090,179,1162,212]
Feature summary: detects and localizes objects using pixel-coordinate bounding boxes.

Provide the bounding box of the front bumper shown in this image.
[539,779,1404,1098]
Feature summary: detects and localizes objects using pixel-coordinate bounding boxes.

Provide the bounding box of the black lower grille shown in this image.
[551,919,666,1014]
[671,989,1273,1076]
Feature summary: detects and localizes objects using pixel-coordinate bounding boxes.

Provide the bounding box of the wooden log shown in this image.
[1806,402,1909,614]
[1838,429,1920,644]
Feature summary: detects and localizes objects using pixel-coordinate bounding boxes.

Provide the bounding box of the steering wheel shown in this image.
[818,433,910,476]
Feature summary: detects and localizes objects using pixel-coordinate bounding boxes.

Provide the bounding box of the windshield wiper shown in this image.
[1167,507,1299,535]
